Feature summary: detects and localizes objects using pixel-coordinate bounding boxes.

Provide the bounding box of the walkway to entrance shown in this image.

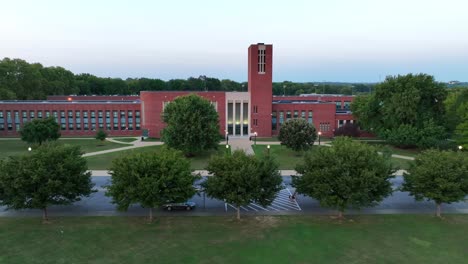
[228,137,254,155]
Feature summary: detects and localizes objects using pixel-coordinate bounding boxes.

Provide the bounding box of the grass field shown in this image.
[252,145,412,170]
[0,215,466,264]
[0,139,126,160]
[85,145,225,170]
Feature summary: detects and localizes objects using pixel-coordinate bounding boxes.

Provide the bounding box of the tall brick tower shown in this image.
[248,43,273,137]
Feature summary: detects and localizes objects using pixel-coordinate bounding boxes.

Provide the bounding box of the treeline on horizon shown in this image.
[0,57,413,100]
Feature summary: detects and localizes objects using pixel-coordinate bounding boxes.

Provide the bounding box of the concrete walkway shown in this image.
[83,138,163,157]
[228,137,255,155]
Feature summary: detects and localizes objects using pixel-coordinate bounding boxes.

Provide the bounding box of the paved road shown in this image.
[1,176,467,217]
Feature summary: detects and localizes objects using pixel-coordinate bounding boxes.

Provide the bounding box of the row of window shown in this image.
[335,101,352,109]
[271,110,313,131]
[0,110,140,131]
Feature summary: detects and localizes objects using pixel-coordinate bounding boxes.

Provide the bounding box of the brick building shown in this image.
[0,43,356,138]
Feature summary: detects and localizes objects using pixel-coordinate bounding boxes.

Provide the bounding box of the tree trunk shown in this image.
[149,207,153,222]
[237,206,240,220]
[42,207,48,222]
[338,210,344,219]
[436,203,442,218]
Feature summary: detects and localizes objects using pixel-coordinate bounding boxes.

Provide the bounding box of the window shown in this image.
[335,101,342,109]
[272,111,277,131]
[279,111,284,124]
[0,111,3,129]
[68,111,73,126]
[344,101,351,109]
[257,46,266,73]
[30,111,35,119]
[15,124,20,131]
[37,111,43,118]
[22,111,27,122]
[75,111,81,118]
[286,111,291,120]
[293,110,298,119]
[106,111,110,126]
[98,111,103,124]
[308,111,313,124]
[0,111,3,118]
[113,111,118,130]
[14,111,20,124]
[84,123,89,130]
[60,111,65,124]
[45,111,50,118]
[120,111,126,129]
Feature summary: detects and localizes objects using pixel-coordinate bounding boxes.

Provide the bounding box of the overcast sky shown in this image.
[1,0,467,82]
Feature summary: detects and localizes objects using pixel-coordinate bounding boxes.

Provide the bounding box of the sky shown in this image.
[1,0,467,82]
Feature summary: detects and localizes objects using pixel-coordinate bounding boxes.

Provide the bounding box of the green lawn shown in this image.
[110,137,138,143]
[252,145,313,169]
[85,146,225,170]
[0,139,126,160]
[0,215,467,264]
[252,145,413,170]
[363,141,421,157]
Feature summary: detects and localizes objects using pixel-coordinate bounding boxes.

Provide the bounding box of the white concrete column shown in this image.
[233,100,236,136]
[240,100,244,136]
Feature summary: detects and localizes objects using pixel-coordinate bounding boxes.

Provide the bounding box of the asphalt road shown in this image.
[1,176,467,217]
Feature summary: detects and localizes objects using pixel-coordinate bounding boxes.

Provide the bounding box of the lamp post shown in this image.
[267,145,270,155]
[225,130,229,145]
[254,132,257,146]
[225,144,230,155]
[28,147,32,152]
[318,131,322,146]
[459,145,463,152]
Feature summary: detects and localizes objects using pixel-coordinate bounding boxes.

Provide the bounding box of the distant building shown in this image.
[0,44,356,138]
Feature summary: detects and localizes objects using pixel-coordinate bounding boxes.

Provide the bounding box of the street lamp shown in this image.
[225,131,229,145]
[459,145,463,151]
[28,147,32,152]
[254,132,257,146]
[267,145,270,155]
[318,131,322,146]
[225,144,230,155]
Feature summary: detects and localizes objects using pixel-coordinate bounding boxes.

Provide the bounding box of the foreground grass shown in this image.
[0,215,466,264]
[0,139,126,159]
[85,146,225,170]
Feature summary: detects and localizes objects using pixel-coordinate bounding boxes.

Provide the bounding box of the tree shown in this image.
[334,123,360,137]
[162,94,220,156]
[293,137,394,218]
[351,74,447,148]
[402,150,468,217]
[106,147,198,221]
[0,143,94,221]
[278,118,317,152]
[19,117,61,145]
[95,129,107,142]
[203,150,282,220]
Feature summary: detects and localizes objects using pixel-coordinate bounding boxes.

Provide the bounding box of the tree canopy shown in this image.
[444,88,468,148]
[95,129,107,142]
[402,150,468,217]
[278,118,317,152]
[351,74,447,148]
[293,137,395,218]
[106,147,198,221]
[0,143,94,221]
[162,94,220,156]
[203,150,282,220]
[19,117,61,145]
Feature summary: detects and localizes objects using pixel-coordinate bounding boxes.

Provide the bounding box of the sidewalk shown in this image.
[89,169,407,177]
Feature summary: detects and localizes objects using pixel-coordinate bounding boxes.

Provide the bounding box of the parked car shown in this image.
[163,201,196,211]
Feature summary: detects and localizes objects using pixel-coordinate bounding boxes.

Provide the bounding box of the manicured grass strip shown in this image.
[85,146,225,170]
[111,137,138,143]
[252,144,312,169]
[0,139,126,159]
[0,215,467,264]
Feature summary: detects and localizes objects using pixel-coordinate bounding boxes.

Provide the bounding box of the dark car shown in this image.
[163,201,196,211]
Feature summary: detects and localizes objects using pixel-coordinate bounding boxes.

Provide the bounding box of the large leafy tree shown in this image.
[278,118,317,152]
[95,129,107,142]
[106,147,198,221]
[445,89,468,148]
[0,143,94,221]
[351,74,447,148]
[20,117,61,145]
[203,150,282,220]
[162,94,220,156]
[293,137,394,218]
[402,150,468,217]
